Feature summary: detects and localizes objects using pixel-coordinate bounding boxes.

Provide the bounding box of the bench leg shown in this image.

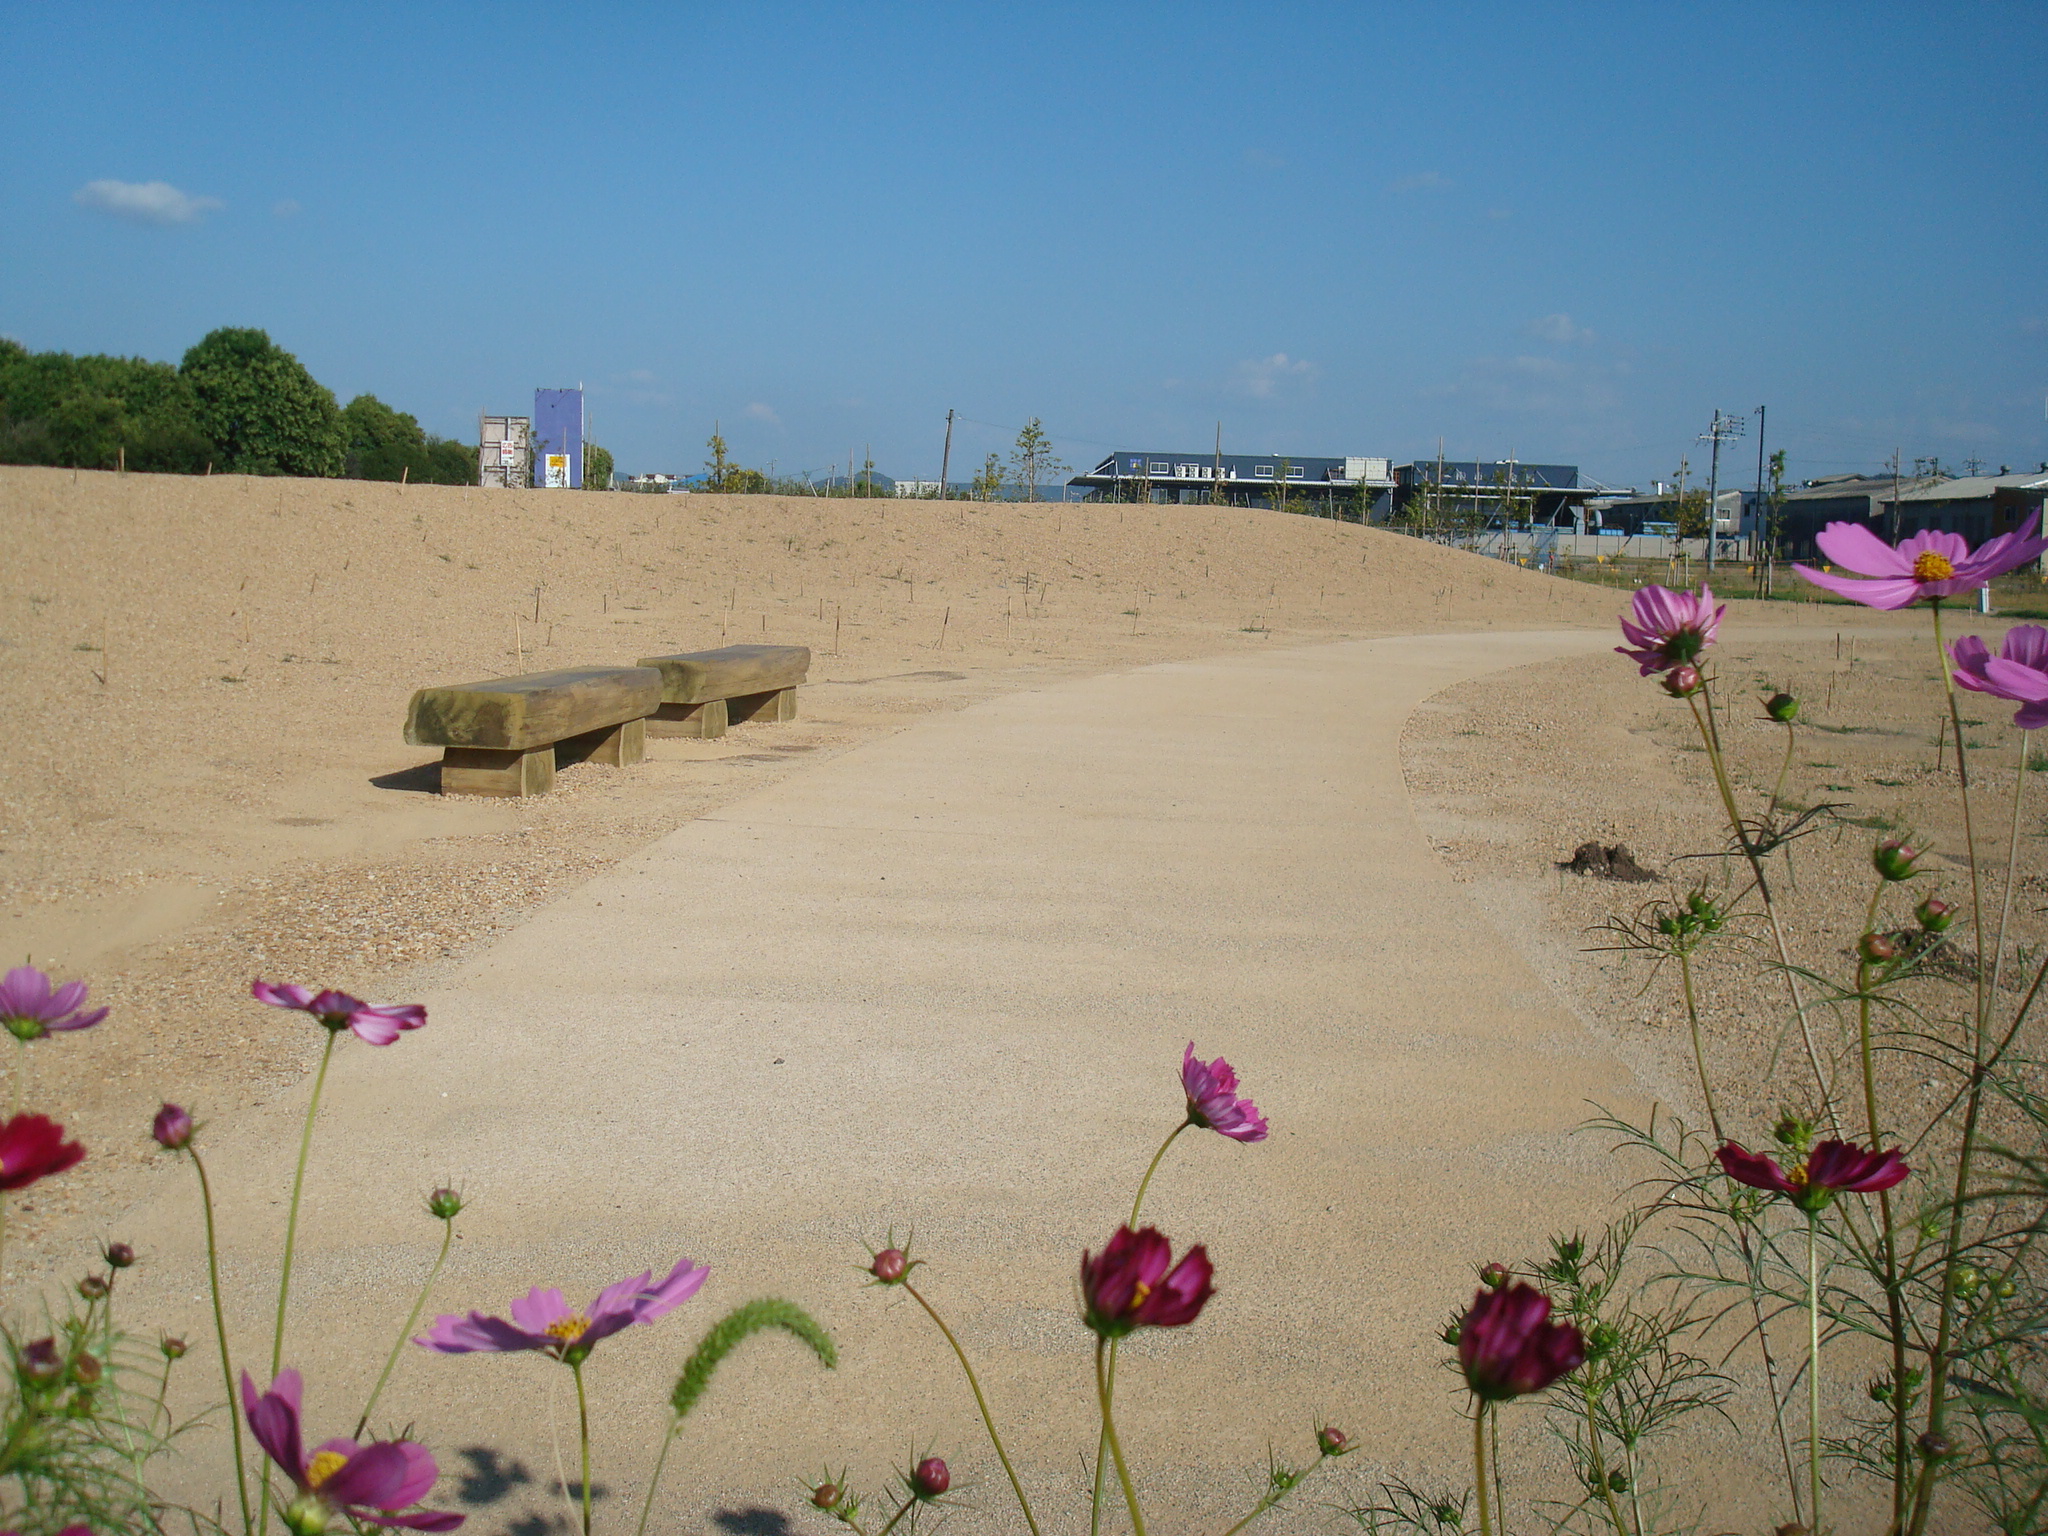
[728,686,798,724]
[647,699,728,739]
[440,746,554,798]
[583,717,646,768]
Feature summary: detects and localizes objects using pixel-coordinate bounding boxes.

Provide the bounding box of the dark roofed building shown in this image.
[1884,472,2048,546]
[1068,451,1393,516]
[1390,460,1593,525]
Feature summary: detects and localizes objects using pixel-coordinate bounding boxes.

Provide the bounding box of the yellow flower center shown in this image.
[1913,551,1956,582]
[544,1314,591,1344]
[1128,1281,1152,1310]
[306,1450,349,1489]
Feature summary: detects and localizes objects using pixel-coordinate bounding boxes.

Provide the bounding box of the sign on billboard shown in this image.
[545,454,570,489]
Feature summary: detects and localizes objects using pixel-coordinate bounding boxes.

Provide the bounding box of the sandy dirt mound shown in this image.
[1,465,1617,1247]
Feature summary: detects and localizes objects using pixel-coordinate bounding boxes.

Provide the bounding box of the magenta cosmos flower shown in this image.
[0,1113,85,1190]
[1615,585,1724,677]
[1457,1282,1586,1402]
[1952,625,2048,729]
[241,1368,462,1533]
[1080,1225,1214,1339]
[1794,517,2048,610]
[416,1258,709,1365]
[1718,1138,1909,1213]
[0,966,108,1042]
[1182,1043,1269,1142]
[252,981,426,1045]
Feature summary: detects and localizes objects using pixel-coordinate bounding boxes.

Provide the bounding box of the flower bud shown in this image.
[18,1338,62,1384]
[1317,1426,1350,1456]
[1764,692,1799,723]
[1953,1265,1982,1299]
[1773,1114,1817,1154]
[1440,1320,1463,1347]
[1479,1262,1510,1290]
[102,1241,136,1269]
[70,1352,102,1386]
[811,1483,840,1510]
[1917,1431,1954,1460]
[152,1103,193,1151]
[1873,840,1921,882]
[426,1187,464,1221]
[1859,932,1898,963]
[1996,1276,2017,1299]
[1661,664,1704,698]
[911,1457,950,1499]
[1587,1322,1621,1360]
[1915,897,1955,933]
[870,1248,908,1283]
[1605,1468,1630,1493]
[160,1336,188,1361]
[77,1274,109,1300]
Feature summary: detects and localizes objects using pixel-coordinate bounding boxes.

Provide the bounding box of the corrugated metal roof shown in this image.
[1893,473,2048,501]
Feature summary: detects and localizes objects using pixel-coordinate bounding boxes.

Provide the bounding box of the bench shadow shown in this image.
[370,760,442,794]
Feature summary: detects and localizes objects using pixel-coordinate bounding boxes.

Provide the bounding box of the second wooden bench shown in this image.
[637,644,810,739]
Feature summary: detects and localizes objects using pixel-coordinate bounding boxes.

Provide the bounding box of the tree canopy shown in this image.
[179,327,345,477]
[341,394,474,485]
[0,339,215,472]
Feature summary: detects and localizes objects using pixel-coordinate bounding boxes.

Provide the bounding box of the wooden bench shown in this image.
[404,666,662,797]
[636,644,809,739]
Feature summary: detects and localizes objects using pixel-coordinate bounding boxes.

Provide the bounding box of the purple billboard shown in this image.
[533,388,584,488]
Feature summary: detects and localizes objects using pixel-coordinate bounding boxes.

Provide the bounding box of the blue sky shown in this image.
[4,2,2044,490]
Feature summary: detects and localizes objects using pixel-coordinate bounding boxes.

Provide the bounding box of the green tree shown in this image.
[704,424,764,492]
[1008,418,1069,502]
[971,452,1005,502]
[179,328,343,476]
[341,394,473,484]
[0,342,214,472]
[584,441,613,490]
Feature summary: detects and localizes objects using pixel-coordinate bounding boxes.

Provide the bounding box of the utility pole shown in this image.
[1888,449,1902,543]
[1698,409,1746,574]
[1753,405,1769,590]
[938,409,954,500]
[1213,421,1224,505]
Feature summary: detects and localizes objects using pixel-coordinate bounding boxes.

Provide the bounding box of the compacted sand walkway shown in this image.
[118,629,1639,1532]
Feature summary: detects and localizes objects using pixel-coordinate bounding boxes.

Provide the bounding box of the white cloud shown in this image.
[1525,313,1593,345]
[1391,170,1451,193]
[743,401,781,426]
[73,179,223,225]
[1237,353,1317,399]
[272,199,301,219]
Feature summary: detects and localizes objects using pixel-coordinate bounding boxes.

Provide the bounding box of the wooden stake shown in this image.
[936,606,950,650]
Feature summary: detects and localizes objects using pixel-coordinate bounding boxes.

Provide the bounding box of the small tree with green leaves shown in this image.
[972,452,1005,502]
[584,441,613,489]
[1009,418,1069,503]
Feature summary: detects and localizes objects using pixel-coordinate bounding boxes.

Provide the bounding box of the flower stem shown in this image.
[1094,1336,1147,1536]
[1906,601,1993,1535]
[1129,1120,1187,1226]
[270,1029,339,1380]
[1992,732,2028,1002]
[1092,1118,1189,1536]
[1675,950,1722,1140]
[903,1280,1039,1536]
[1806,1213,1823,1536]
[634,1422,679,1536]
[573,1360,593,1536]
[1581,1382,1630,1536]
[191,1150,253,1536]
[355,1215,455,1439]
[1687,684,1832,1124]
[872,1494,919,1536]
[1472,1401,1492,1536]
[1213,1449,1333,1536]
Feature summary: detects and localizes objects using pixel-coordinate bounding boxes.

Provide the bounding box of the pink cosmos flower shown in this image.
[1951,625,2048,729]
[1717,1138,1909,1213]
[416,1258,709,1364]
[1458,1281,1586,1401]
[251,981,426,1045]
[1182,1043,1269,1142]
[1615,585,1724,676]
[1794,517,2048,610]
[1080,1225,1214,1338]
[0,966,107,1042]
[241,1368,462,1531]
[0,1114,86,1190]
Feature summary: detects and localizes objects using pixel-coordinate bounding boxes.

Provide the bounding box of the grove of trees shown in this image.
[0,327,562,487]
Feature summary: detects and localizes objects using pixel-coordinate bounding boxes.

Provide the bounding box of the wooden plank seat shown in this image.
[636,644,810,739]
[404,665,661,797]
